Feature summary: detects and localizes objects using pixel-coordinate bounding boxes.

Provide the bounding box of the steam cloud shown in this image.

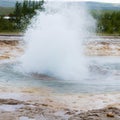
[20,2,96,80]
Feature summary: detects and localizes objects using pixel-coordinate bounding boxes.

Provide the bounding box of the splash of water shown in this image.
[20,2,96,80]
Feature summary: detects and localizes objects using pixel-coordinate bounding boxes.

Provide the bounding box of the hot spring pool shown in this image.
[1,56,120,94]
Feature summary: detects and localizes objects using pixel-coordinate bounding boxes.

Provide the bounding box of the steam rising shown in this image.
[21,2,96,80]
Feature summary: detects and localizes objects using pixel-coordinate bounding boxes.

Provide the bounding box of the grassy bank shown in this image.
[0,1,120,35]
[97,33,120,36]
[0,7,14,15]
[0,32,23,36]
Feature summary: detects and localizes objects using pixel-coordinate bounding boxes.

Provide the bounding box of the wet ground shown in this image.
[85,36,120,56]
[0,35,24,60]
[0,35,120,119]
[1,35,120,93]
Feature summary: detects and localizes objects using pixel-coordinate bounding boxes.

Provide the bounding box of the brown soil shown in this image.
[0,36,120,119]
[85,41,120,56]
[0,98,70,120]
[69,107,120,120]
[0,36,120,61]
[0,40,24,60]
[0,98,120,120]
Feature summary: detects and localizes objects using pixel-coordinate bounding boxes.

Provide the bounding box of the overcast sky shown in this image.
[5,0,120,4]
[75,0,120,3]
[41,0,120,3]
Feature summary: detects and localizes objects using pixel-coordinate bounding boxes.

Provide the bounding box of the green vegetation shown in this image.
[0,7,14,15]
[92,10,120,35]
[0,1,120,35]
[0,0,44,32]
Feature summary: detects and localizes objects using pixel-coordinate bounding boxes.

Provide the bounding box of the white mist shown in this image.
[20,2,96,80]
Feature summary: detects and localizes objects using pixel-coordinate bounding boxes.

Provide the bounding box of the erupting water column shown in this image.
[21,2,96,80]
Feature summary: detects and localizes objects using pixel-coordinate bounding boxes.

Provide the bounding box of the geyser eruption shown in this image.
[21,2,96,80]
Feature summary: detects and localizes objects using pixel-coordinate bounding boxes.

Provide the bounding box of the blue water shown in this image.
[1,57,120,94]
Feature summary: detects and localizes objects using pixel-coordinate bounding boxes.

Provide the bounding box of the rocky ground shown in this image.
[85,36,120,56]
[0,91,120,120]
[0,40,23,60]
[0,35,120,120]
[69,107,120,120]
[0,35,120,61]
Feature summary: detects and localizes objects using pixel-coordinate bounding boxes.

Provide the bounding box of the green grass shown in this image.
[97,33,120,36]
[0,7,14,15]
[91,9,120,14]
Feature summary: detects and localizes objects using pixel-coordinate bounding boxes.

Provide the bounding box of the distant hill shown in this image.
[0,0,16,7]
[85,2,120,10]
[0,7,14,15]
[0,0,120,10]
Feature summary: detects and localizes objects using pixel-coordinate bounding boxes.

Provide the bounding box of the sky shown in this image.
[78,0,120,3]
[5,0,120,4]
[43,0,120,3]
[80,0,120,3]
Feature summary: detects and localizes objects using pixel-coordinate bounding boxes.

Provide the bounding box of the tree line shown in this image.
[0,0,44,32]
[92,10,120,35]
[0,1,120,35]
